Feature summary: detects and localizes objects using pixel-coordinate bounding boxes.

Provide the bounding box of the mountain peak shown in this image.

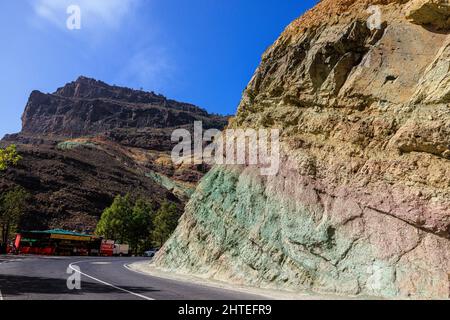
[53,76,154,101]
[20,78,227,139]
[75,75,99,83]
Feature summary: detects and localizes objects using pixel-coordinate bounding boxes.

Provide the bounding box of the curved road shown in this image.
[0,256,265,300]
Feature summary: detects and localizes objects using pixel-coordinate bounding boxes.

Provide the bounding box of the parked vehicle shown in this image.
[14,230,101,256]
[113,243,130,256]
[100,240,115,256]
[13,230,132,257]
[144,248,159,258]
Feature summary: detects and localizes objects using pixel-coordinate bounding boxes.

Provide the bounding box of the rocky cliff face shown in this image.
[155,0,450,299]
[1,77,228,232]
[20,76,225,150]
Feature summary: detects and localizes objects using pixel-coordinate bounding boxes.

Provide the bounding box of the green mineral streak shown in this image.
[57,141,96,150]
[157,166,408,298]
[145,171,195,199]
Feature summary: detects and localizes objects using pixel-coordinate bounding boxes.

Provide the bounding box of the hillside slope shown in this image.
[0,77,228,232]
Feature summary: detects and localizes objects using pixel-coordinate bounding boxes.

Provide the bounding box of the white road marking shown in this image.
[122,263,175,282]
[69,260,154,301]
[123,263,151,276]
[90,262,111,265]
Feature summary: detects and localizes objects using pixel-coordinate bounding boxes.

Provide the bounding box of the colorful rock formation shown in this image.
[155,0,450,299]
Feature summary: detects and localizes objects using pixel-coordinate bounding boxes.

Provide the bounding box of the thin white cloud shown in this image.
[31,0,140,29]
[29,0,177,92]
[117,46,176,93]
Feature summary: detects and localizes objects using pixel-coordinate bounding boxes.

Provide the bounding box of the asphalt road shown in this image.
[0,255,265,300]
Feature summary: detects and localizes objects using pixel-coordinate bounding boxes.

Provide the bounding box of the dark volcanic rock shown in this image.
[1,77,228,232]
[21,76,227,148]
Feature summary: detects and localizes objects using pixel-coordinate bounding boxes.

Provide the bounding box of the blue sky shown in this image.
[0,0,317,138]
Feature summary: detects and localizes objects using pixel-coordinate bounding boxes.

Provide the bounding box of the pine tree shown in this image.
[0,186,29,252]
[152,201,180,247]
[96,195,156,254]
[95,194,133,243]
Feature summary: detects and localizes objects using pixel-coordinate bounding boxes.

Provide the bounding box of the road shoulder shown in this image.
[126,261,353,300]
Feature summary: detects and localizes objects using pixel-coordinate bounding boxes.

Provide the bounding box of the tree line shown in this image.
[0,145,28,253]
[95,194,180,255]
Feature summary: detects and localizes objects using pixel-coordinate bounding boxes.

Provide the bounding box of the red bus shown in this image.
[14,229,102,256]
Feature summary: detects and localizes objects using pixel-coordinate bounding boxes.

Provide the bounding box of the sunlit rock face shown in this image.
[155,0,450,299]
[406,0,450,31]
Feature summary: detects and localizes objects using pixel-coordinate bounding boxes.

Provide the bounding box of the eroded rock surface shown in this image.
[155,0,450,298]
[406,0,450,30]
